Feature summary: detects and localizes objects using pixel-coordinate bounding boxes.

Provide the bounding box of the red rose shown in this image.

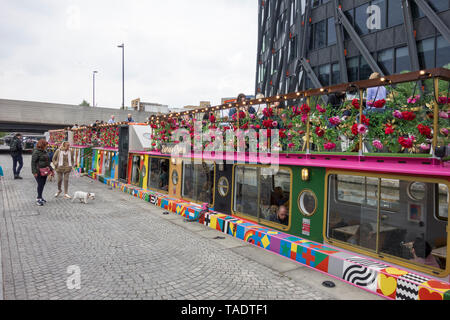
[352,99,360,109]
[373,99,386,108]
[300,104,310,114]
[417,124,432,138]
[398,136,414,148]
[280,129,286,138]
[361,115,370,126]
[351,123,358,135]
[315,126,325,137]
[263,119,273,128]
[401,111,416,121]
[239,111,246,119]
[385,124,394,135]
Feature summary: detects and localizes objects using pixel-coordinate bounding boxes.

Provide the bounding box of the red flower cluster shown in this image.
[417,124,432,138]
[401,111,416,121]
[373,99,386,108]
[352,99,360,109]
[385,124,394,135]
[263,107,273,117]
[300,104,310,114]
[398,136,414,148]
[315,126,325,137]
[361,115,370,126]
[351,123,358,135]
[209,115,216,123]
[263,119,274,128]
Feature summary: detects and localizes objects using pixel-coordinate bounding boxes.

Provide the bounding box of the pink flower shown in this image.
[329,116,341,126]
[393,110,403,119]
[249,114,256,119]
[439,111,449,119]
[372,140,383,150]
[324,142,336,150]
[441,128,449,137]
[420,143,430,151]
[301,114,308,124]
[288,143,295,149]
[316,104,326,113]
[438,97,448,104]
[272,121,278,128]
[357,124,367,135]
[407,95,421,104]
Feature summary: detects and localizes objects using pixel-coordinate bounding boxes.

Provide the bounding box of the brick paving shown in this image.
[0,154,334,300]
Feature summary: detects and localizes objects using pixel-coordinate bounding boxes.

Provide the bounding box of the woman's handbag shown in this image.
[39,167,53,177]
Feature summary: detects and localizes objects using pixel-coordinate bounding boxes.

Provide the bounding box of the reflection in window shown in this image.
[429,0,450,12]
[418,38,435,69]
[328,174,448,273]
[234,166,290,227]
[327,17,336,45]
[314,20,326,49]
[359,56,372,80]
[378,48,394,75]
[331,63,340,85]
[182,162,214,204]
[438,184,448,219]
[388,0,403,27]
[355,4,369,35]
[318,64,330,86]
[436,35,450,68]
[347,57,359,82]
[395,46,411,73]
[148,157,169,191]
[131,156,141,185]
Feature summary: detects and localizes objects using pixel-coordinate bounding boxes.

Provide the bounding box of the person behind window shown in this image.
[347,223,375,249]
[366,72,387,111]
[269,205,289,225]
[271,186,289,206]
[260,197,277,219]
[410,237,441,268]
[159,162,168,190]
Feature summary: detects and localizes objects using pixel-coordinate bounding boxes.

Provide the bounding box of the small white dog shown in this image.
[72,191,96,204]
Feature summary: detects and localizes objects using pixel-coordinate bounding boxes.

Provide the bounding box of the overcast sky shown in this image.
[0,0,258,109]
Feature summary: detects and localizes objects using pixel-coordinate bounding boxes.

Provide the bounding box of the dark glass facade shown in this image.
[255,0,450,96]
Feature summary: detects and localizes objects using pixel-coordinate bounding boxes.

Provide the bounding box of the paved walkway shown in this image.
[0,154,380,300]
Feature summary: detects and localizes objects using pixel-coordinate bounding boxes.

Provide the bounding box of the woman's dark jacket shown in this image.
[31,148,51,175]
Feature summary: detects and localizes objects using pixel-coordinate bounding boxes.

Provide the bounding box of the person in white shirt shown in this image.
[108,115,115,124]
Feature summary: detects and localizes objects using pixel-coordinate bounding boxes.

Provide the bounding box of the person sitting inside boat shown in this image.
[410,237,440,269]
[159,163,168,191]
[271,187,289,206]
[347,223,376,250]
[260,197,277,220]
[269,205,289,225]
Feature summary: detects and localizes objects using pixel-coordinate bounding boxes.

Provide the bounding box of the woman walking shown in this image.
[52,141,74,199]
[31,139,54,206]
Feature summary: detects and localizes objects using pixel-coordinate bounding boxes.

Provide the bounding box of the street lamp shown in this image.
[117,43,124,109]
[93,71,98,107]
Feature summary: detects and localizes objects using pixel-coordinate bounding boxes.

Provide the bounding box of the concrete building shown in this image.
[131,98,169,113]
[255,0,450,96]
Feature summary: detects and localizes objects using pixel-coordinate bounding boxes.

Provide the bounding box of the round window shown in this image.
[408,182,426,201]
[172,170,179,185]
[298,190,317,217]
[218,176,229,197]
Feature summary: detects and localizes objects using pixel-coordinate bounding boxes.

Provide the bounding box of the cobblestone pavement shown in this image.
[0,154,338,300]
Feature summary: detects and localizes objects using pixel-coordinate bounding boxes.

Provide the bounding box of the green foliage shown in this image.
[79,100,90,107]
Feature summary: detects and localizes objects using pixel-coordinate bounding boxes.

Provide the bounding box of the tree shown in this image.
[79,100,90,107]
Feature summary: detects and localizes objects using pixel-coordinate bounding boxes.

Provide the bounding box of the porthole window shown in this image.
[408,182,426,201]
[172,170,179,185]
[298,190,317,217]
[218,176,229,197]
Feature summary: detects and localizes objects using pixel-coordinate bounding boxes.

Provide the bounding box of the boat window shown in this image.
[182,162,214,204]
[327,174,448,274]
[131,155,141,185]
[234,166,291,227]
[148,157,169,191]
